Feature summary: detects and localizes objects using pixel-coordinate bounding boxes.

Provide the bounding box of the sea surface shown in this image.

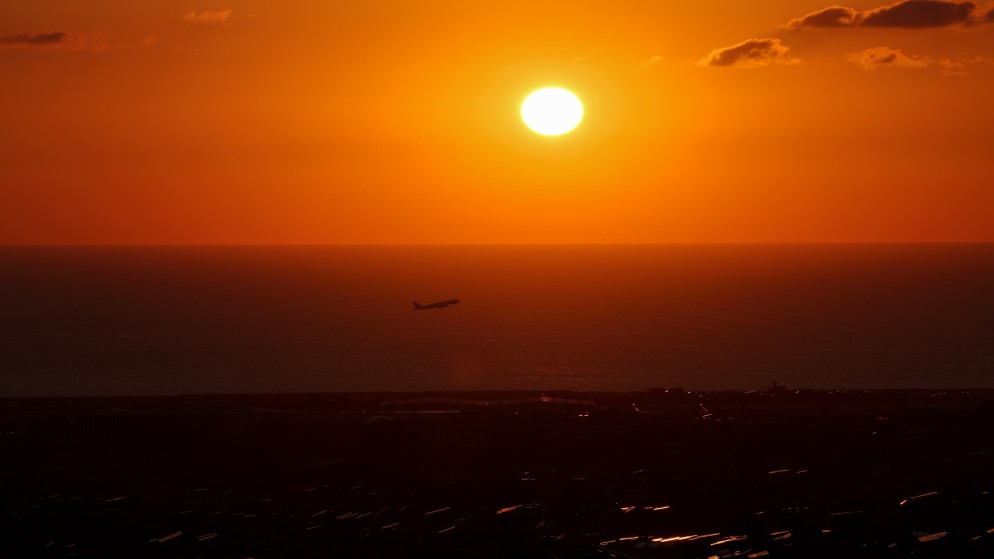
[2,244,993,397]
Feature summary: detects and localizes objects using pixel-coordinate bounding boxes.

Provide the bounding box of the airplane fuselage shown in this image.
[413,299,460,310]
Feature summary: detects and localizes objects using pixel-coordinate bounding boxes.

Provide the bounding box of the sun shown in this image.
[521,87,583,136]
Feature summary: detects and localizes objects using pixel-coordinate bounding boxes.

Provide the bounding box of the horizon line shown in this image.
[2,241,994,248]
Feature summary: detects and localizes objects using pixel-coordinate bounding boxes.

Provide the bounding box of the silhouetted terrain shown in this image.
[3,389,994,557]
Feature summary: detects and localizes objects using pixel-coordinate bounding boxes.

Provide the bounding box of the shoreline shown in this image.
[3,386,991,403]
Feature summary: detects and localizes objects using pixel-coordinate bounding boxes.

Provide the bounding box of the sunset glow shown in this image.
[1,1,993,244]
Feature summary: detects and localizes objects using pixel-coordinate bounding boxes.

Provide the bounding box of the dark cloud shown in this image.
[699,38,800,69]
[787,1,983,29]
[0,31,157,52]
[861,0,976,28]
[786,6,860,28]
[0,32,67,46]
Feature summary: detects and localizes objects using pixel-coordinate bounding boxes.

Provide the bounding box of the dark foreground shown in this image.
[3,389,994,558]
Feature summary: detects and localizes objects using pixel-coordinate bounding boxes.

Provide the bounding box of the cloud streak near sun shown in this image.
[847,46,990,73]
[699,38,800,69]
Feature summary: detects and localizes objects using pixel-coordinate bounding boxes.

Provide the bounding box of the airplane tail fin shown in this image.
[412,301,424,310]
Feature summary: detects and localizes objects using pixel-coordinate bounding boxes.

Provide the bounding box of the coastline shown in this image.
[3,387,991,413]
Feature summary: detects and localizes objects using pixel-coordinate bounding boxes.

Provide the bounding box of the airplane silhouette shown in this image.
[413,299,460,310]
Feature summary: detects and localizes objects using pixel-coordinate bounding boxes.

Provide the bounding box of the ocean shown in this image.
[2,244,992,397]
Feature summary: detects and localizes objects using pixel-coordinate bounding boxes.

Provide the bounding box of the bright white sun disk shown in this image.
[521,87,583,136]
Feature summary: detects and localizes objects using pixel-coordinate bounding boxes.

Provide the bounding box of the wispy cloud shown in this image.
[787,1,984,29]
[846,47,988,74]
[641,54,663,69]
[183,9,233,25]
[936,55,989,75]
[847,46,929,69]
[0,32,68,48]
[699,38,800,69]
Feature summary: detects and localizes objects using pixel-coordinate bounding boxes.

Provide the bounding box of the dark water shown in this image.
[2,244,993,396]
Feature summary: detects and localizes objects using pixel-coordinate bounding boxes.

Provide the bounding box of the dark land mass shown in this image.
[3,388,994,558]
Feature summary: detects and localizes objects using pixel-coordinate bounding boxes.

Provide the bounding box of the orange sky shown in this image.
[2,0,993,244]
